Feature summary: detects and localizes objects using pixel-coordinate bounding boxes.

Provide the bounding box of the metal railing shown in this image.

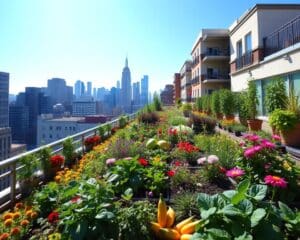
[203,73,230,80]
[236,51,253,70]
[191,76,200,85]
[204,49,230,57]
[0,113,137,210]
[264,15,300,57]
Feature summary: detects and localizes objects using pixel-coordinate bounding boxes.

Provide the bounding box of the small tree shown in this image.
[195,97,203,112]
[220,89,235,117]
[247,80,259,119]
[211,91,221,116]
[153,94,162,111]
[265,77,287,114]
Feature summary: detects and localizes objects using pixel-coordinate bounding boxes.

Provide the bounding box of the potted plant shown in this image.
[265,77,287,114]
[246,80,262,131]
[236,91,250,126]
[18,154,39,197]
[84,135,101,152]
[211,91,223,119]
[195,97,203,112]
[49,155,64,176]
[38,146,52,182]
[62,138,76,167]
[231,124,247,137]
[182,103,192,117]
[220,89,235,120]
[269,90,300,147]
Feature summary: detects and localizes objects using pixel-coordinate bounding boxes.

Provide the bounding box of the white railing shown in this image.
[0,113,137,210]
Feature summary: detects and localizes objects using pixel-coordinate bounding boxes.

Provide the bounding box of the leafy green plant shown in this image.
[62,138,76,166]
[269,109,298,132]
[202,95,211,113]
[37,146,52,178]
[195,97,203,111]
[168,116,188,126]
[153,93,162,111]
[211,91,221,116]
[247,80,259,119]
[18,154,39,180]
[230,124,248,133]
[119,115,128,128]
[193,179,298,240]
[220,89,235,117]
[285,87,300,116]
[236,91,250,125]
[182,103,193,117]
[172,192,198,221]
[265,77,287,114]
[117,200,156,240]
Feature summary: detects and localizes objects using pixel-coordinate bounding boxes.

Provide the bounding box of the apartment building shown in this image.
[179,61,192,103]
[191,29,230,100]
[230,4,300,116]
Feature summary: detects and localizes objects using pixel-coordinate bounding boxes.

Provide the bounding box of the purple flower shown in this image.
[245,134,260,142]
[261,140,275,149]
[226,167,245,178]
[197,157,207,165]
[244,147,256,158]
[106,158,116,165]
[207,155,219,164]
[272,134,281,141]
[148,191,153,197]
[254,145,263,152]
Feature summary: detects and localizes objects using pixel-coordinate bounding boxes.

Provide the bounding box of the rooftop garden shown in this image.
[0,91,300,240]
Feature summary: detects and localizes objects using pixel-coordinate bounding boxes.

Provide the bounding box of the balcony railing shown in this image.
[0,113,137,210]
[204,49,229,57]
[192,56,200,67]
[264,15,300,57]
[236,51,253,70]
[191,76,200,85]
[202,73,230,81]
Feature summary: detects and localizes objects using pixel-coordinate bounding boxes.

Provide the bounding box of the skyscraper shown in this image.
[141,75,149,106]
[121,57,132,113]
[132,82,140,106]
[74,80,85,99]
[47,78,68,105]
[87,81,92,96]
[9,105,29,144]
[0,72,9,127]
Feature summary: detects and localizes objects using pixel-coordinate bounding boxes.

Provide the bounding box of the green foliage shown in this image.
[176,98,182,108]
[119,115,128,128]
[265,77,287,114]
[37,146,52,175]
[189,113,217,134]
[117,201,156,240]
[18,154,39,180]
[107,138,144,159]
[285,87,300,117]
[62,138,75,166]
[247,80,259,119]
[220,89,235,116]
[168,116,188,126]
[211,91,221,116]
[172,192,198,221]
[269,109,298,131]
[236,91,250,124]
[195,97,203,111]
[194,134,240,169]
[153,93,162,111]
[202,95,211,113]
[194,180,298,239]
[230,123,248,133]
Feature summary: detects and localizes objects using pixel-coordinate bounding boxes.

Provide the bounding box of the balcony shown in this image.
[190,76,200,85]
[202,73,230,83]
[192,56,200,67]
[202,49,230,62]
[264,15,300,57]
[235,51,253,70]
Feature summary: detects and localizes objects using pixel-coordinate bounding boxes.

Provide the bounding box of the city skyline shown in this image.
[2,0,299,95]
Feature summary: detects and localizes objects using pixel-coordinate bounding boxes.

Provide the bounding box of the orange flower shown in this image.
[54,175,61,183]
[25,205,32,211]
[25,210,33,218]
[0,233,9,240]
[10,227,21,235]
[13,212,21,219]
[20,219,30,227]
[15,202,23,209]
[4,219,13,227]
[2,213,13,220]
[31,211,38,219]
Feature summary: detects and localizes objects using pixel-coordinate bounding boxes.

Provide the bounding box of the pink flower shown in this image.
[261,140,275,149]
[264,163,271,170]
[197,157,207,165]
[253,145,263,152]
[244,147,256,158]
[272,134,281,141]
[245,134,260,142]
[264,175,287,188]
[174,161,181,166]
[239,142,246,147]
[106,158,116,165]
[226,167,245,178]
[207,155,219,164]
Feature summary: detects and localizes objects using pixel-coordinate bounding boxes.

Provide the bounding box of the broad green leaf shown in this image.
[222,190,237,200]
[206,228,231,239]
[278,201,296,220]
[71,221,88,240]
[95,210,115,220]
[234,232,253,240]
[107,173,119,183]
[250,208,266,227]
[121,188,133,201]
[221,205,244,217]
[201,207,217,220]
[197,193,215,210]
[247,185,267,201]
[238,199,253,216]
[231,179,250,205]
[191,233,206,240]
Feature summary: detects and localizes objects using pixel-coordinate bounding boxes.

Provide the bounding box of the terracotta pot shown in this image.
[225,115,235,121]
[280,122,300,147]
[247,119,263,131]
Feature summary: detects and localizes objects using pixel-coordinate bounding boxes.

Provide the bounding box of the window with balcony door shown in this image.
[245,32,252,53]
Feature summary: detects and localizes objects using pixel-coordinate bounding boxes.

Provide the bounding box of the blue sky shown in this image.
[1,0,299,94]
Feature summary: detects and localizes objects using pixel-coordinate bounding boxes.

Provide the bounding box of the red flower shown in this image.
[50,155,64,167]
[174,161,181,166]
[168,128,177,135]
[138,158,148,166]
[71,196,81,203]
[47,211,59,224]
[177,141,199,153]
[167,170,175,177]
[84,135,101,145]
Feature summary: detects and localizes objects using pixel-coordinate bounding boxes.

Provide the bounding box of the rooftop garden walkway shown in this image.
[0,106,299,240]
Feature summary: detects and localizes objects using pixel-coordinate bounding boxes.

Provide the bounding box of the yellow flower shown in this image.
[153,156,161,163]
[283,161,292,171]
[55,175,61,183]
[25,210,33,218]
[20,219,30,227]
[2,212,13,220]
[4,218,13,227]
[12,212,21,219]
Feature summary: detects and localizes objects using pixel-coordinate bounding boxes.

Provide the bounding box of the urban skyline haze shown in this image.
[1,0,299,94]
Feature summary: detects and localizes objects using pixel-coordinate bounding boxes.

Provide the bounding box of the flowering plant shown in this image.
[167,127,178,145]
[84,135,101,146]
[50,155,64,168]
[171,141,200,165]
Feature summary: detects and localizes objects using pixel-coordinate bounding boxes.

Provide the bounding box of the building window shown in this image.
[245,32,252,53]
[237,40,243,58]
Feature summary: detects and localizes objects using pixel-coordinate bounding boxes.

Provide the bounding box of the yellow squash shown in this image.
[150,221,161,235]
[175,216,194,232]
[180,220,201,234]
[159,228,181,240]
[166,207,176,227]
[180,234,193,240]
[157,194,167,227]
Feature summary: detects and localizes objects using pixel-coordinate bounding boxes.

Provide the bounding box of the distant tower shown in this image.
[121,57,132,113]
[141,75,149,106]
[87,81,92,96]
[0,72,9,127]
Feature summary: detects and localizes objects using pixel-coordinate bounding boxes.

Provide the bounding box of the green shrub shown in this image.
[220,89,235,116]
[247,80,259,119]
[195,97,203,111]
[236,91,250,125]
[211,91,221,116]
[62,138,75,166]
[202,95,211,113]
[269,109,298,132]
[153,93,162,111]
[168,115,188,126]
[189,113,216,134]
[265,77,287,114]
[172,192,198,221]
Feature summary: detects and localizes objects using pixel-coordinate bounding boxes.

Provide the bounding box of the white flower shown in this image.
[197,157,207,165]
[207,155,219,164]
